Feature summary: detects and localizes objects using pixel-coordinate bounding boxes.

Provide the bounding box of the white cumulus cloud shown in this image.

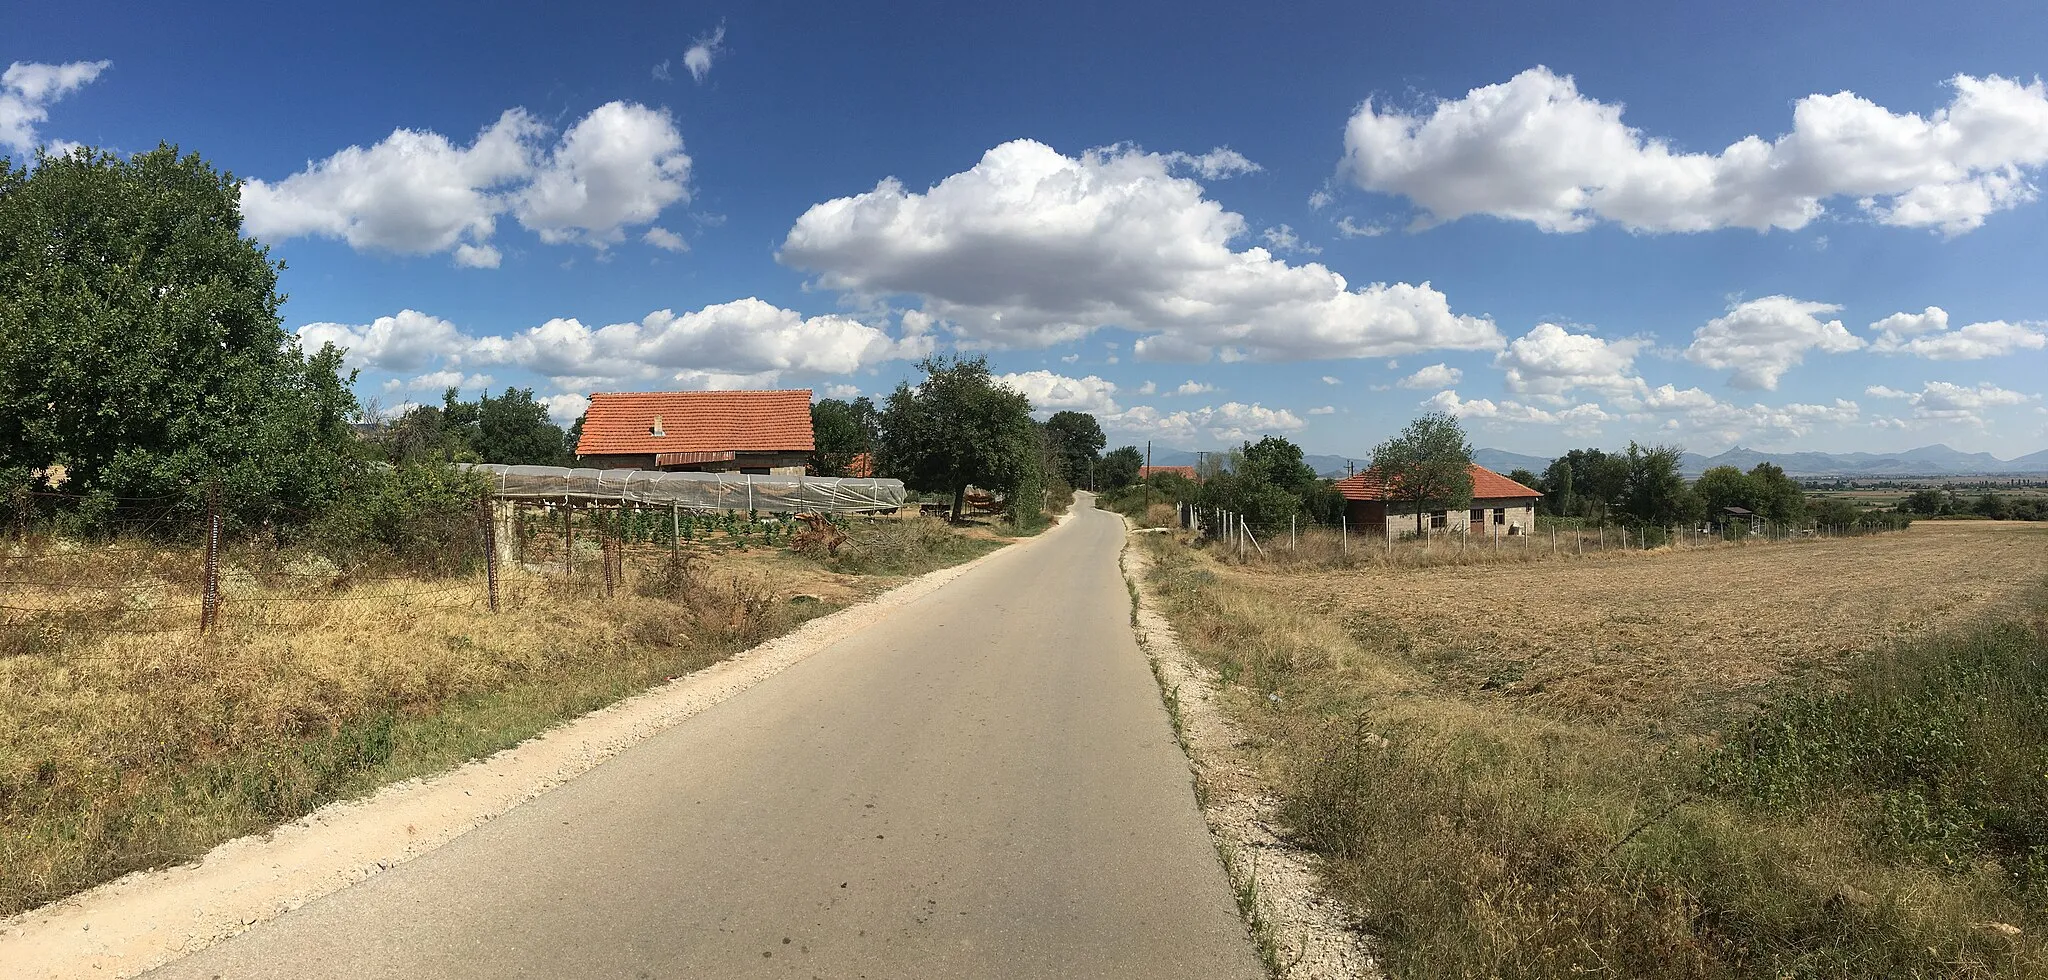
[1494,323,1644,400]
[684,24,726,83]
[995,370,1122,416]
[1868,306,2046,359]
[1620,384,1861,444]
[1,60,110,153]
[1105,402,1306,444]
[1863,380,2032,424]
[1307,405,1336,415]
[468,297,928,392]
[1164,147,1262,179]
[295,309,471,373]
[642,226,689,252]
[514,102,691,247]
[1684,296,1863,390]
[1423,390,1611,434]
[245,101,690,263]
[1344,67,2048,236]
[1396,362,1463,389]
[778,139,1501,361]
[1174,380,1217,396]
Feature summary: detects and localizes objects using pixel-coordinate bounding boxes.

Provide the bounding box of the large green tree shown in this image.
[382,387,569,465]
[1099,446,1143,490]
[1620,443,1701,526]
[1371,413,1475,535]
[0,146,359,526]
[810,396,880,476]
[1745,462,1807,523]
[1692,465,1758,515]
[876,355,1041,518]
[1042,410,1106,489]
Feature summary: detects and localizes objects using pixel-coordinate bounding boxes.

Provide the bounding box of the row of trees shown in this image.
[1901,488,2048,521]
[1504,450,1810,528]
[372,388,574,467]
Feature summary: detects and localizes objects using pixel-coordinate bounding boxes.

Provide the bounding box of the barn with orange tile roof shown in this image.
[1138,464,1199,481]
[1334,463,1541,539]
[574,390,815,474]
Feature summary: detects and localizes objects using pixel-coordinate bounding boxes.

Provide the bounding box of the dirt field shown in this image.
[1245,521,2048,727]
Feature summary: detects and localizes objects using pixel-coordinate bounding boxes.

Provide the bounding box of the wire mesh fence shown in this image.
[1170,501,1914,568]
[1,486,863,642]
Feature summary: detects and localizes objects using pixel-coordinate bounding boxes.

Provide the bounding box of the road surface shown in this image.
[149,497,1261,979]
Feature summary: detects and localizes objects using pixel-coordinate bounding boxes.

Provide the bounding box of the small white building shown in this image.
[1335,464,1542,540]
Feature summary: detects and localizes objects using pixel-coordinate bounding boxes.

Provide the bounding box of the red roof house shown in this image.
[1334,463,1541,539]
[1139,465,1199,482]
[574,390,815,474]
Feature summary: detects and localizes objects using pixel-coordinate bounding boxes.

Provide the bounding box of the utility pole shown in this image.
[1145,440,1152,510]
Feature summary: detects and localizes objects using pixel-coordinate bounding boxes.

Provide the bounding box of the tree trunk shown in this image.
[953,484,967,523]
[1415,500,1426,537]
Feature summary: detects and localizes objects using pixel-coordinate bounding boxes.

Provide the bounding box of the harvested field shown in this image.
[1252,520,2048,727]
[1140,519,2048,978]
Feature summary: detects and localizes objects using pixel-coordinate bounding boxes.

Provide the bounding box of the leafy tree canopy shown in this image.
[810,396,880,476]
[876,355,1041,517]
[1371,413,1475,534]
[1043,410,1106,489]
[0,145,360,526]
[1620,442,1701,526]
[1098,446,1143,490]
[381,387,569,466]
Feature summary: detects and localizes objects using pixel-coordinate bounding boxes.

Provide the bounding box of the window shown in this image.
[1470,507,1484,527]
[1431,511,1447,529]
[1493,508,1506,525]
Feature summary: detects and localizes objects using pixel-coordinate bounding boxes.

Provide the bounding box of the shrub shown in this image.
[300,463,489,575]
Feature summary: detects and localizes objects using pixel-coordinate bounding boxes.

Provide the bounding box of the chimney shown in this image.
[650,414,665,437]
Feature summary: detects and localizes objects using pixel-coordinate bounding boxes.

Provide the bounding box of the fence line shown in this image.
[2,497,893,642]
[1170,502,1910,568]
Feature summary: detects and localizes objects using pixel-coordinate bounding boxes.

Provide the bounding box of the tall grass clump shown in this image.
[809,516,1003,576]
[1140,533,2048,979]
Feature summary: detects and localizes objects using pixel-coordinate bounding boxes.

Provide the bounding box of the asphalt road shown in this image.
[149,497,1261,980]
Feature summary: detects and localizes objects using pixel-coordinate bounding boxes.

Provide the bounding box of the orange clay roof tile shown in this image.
[575,390,815,457]
[1334,463,1540,501]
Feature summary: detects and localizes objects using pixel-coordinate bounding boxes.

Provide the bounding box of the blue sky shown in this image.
[9,0,2048,457]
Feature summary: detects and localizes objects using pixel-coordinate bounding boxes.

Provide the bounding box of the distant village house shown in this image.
[1138,465,1199,481]
[574,390,815,475]
[1335,463,1541,540]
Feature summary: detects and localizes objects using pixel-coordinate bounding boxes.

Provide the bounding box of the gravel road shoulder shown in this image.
[1121,528,1382,980]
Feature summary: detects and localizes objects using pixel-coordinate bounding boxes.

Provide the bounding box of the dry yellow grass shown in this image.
[0,522,989,917]
[1242,520,2048,727]
[1139,521,2048,977]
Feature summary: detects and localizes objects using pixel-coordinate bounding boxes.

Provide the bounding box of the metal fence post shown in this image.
[563,505,574,579]
[200,483,222,632]
[479,497,500,613]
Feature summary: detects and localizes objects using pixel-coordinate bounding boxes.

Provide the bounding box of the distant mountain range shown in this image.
[1141,445,2048,479]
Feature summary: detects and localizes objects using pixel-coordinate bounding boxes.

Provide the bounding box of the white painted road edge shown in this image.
[1,518,1068,980]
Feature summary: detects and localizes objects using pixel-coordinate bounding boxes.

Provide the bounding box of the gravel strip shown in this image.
[1122,527,1383,980]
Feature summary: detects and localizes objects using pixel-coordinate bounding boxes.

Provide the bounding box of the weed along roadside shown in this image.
[1128,520,2048,979]
[0,511,1012,924]
[1120,518,1381,980]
